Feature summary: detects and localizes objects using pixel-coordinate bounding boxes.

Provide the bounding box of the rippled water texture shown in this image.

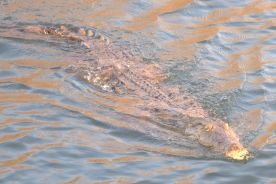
[0,0,276,183]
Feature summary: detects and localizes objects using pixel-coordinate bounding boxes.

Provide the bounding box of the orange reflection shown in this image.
[1,1,102,26]
[175,176,194,184]
[0,169,10,175]
[0,151,35,168]
[217,80,242,92]
[127,0,192,31]
[89,0,128,25]
[64,176,82,184]
[140,165,189,178]
[2,117,48,126]
[155,165,188,175]
[168,26,218,46]
[0,91,44,103]
[217,31,274,92]
[0,132,28,143]
[10,59,67,69]
[251,121,276,149]
[0,143,63,168]
[88,155,146,166]
[242,109,262,132]
[199,1,276,27]
[0,70,60,90]
[18,110,45,115]
[165,0,275,58]
[0,59,66,90]
[88,158,110,165]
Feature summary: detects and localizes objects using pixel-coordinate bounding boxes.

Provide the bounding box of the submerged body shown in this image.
[14,24,249,160]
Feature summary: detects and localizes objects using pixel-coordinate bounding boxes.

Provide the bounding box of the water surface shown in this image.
[0,0,275,183]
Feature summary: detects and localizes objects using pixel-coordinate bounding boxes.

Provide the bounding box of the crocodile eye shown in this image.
[223,123,229,130]
[87,30,95,37]
[205,123,214,132]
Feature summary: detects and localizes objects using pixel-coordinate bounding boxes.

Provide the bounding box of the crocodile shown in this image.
[4,24,250,160]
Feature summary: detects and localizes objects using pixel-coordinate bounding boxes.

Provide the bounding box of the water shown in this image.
[0,0,275,183]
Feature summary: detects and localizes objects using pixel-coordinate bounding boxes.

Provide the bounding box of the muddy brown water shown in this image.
[0,0,275,183]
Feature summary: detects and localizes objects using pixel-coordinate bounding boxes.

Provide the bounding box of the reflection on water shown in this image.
[0,0,275,183]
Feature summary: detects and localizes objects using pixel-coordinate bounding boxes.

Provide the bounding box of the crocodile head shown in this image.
[185,118,250,160]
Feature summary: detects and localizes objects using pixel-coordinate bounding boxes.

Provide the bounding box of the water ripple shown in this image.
[0,0,275,183]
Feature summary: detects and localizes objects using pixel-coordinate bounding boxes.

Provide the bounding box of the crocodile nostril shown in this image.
[229,143,240,152]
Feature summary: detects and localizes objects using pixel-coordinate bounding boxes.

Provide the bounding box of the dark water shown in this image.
[0,0,275,183]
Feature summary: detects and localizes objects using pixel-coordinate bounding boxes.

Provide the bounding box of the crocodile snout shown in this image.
[226,143,250,161]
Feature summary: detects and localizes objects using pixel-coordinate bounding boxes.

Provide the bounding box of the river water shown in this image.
[0,0,275,183]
